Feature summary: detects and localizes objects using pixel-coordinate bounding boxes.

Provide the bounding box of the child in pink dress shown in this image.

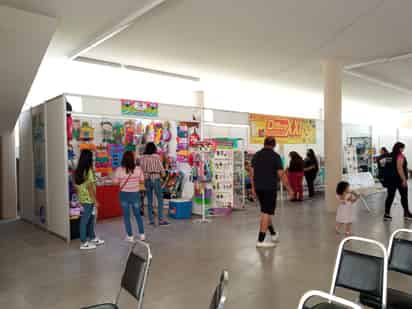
[336,181,359,236]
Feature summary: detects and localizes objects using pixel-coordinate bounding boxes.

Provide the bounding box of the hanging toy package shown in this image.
[79,121,94,141]
[101,121,113,143]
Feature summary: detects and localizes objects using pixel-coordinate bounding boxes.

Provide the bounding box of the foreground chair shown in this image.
[209,270,229,309]
[82,241,152,309]
[298,290,362,309]
[305,237,388,309]
[361,229,412,308]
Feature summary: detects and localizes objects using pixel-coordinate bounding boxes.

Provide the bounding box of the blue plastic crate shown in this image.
[169,199,192,219]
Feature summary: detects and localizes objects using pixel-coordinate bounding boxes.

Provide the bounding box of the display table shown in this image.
[96,185,122,220]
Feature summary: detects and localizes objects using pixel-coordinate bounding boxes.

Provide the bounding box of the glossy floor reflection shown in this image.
[1,194,412,309]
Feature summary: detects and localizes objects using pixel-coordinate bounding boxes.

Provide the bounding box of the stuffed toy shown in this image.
[124,120,135,145]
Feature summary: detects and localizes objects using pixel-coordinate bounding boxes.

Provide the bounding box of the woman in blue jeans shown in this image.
[113,151,146,242]
[75,150,105,250]
[140,142,170,226]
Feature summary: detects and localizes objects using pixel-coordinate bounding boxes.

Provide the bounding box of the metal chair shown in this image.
[306,237,387,309]
[82,241,152,309]
[362,229,412,309]
[298,290,362,309]
[209,270,229,309]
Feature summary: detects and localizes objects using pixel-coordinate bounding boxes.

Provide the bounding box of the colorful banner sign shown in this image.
[249,114,316,144]
[121,99,159,117]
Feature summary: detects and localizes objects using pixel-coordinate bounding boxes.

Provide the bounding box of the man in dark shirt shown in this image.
[251,137,293,248]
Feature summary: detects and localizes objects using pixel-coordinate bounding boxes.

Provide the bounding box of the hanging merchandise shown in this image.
[108,144,124,169]
[163,121,172,143]
[79,143,97,151]
[177,125,189,162]
[145,122,155,143]
[189,128,200,146]
[154,122,163,146]
[189,150,214,218]
[124,120,135,145]
[95,145,112,176]
[101,121,113,143]
[79,121,94,141]
[112,122,124,145]
[73,119,81,141]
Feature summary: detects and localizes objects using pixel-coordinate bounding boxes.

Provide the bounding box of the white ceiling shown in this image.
[83,0,412,109]
[0,5,56,134]
[2,0,412,133]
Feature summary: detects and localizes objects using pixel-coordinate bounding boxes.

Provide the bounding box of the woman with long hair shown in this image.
[113,151,146,242]
[304,149,319,198]
[140,142,169,226]
[75,149,105,250]
[384,142,412,221]
[288,151,305,201]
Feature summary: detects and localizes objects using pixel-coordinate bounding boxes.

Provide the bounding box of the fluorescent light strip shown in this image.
[73,56,201,82]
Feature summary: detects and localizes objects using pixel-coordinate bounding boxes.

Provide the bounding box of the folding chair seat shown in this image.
[298,290,362,309]
[82,241,152,309]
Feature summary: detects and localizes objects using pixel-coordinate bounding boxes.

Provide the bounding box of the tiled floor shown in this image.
[1,194,412,309]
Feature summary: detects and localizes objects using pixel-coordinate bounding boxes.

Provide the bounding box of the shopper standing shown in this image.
[113,151,146,242]
[140,142,170,226]
[304,149,319,198]
[74,149,105,250]
[376,147,389,187]
[384,142,412,221]
[251,137,293,248]
[287,151,305,201]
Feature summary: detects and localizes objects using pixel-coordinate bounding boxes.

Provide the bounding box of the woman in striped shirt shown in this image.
[113,151,146,242]
[140,142,170,226]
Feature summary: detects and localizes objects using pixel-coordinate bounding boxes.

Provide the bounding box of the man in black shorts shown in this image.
[251,137,293,248]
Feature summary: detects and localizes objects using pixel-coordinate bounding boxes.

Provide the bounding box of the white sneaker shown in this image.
[91,238,105,246]
[140,234,146,241]
[125,236,135,243]
[256,241,276,248]
[271,234,279,243]
[80,242,97,250]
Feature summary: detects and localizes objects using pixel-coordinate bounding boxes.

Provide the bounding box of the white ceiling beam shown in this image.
[343,69,412,96]
[69,0,167,60]
[345,52,412,70]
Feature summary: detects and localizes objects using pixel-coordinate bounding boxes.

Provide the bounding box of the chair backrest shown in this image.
[388,229,412,276]
[119,241,152,309]
[298,290,362,309]
[209,270,229,309]
[330,237,388,308]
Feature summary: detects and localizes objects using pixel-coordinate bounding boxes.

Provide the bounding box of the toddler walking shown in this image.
[336,181,358,236]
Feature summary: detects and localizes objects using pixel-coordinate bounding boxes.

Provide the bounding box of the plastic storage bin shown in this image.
[169,199,193,219]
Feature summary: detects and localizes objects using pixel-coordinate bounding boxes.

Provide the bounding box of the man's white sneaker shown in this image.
[125,236,135,243]
[80,242,97,250]
[256,241,276,248]
[140,234,146,241]
[91,238,105,246]
[271,234,279,243]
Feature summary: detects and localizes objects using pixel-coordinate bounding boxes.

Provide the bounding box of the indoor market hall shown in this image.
[1,1,412,308]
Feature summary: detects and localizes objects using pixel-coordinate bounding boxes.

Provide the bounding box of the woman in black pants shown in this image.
[304,149,319,198]
[384,142,412,221]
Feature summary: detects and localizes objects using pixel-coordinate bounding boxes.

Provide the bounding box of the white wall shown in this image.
[1,131,17,219]
[45,96,69,239]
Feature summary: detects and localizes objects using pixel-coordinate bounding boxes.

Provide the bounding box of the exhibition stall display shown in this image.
[19,93,328,242]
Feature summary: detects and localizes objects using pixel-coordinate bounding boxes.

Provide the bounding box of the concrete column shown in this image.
[0,131,18,219]
[323,61,342,212]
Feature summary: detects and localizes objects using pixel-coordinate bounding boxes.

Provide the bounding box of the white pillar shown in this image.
[323,61,342,212]
[195,90,205,139]
[1,131,18,219]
